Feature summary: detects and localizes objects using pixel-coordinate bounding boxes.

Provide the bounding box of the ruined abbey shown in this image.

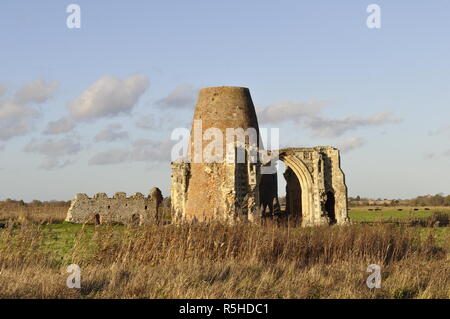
[66,86,349,227]
[171,87,349,227]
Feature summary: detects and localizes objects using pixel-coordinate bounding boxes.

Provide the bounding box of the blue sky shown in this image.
[0,0,449,201]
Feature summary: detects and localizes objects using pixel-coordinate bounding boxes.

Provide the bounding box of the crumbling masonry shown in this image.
[171,87,349,226]
[66,188,163,225]
[65,86,349,227]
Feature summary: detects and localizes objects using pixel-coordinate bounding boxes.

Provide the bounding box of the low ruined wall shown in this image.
[65,188,163,225]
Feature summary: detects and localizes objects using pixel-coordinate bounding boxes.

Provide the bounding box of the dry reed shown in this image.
[0,220,448,299]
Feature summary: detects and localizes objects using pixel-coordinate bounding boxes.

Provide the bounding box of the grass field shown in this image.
[0,205,449,299]
[349,206,450,222]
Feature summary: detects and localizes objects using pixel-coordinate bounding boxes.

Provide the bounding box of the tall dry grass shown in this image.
[0,201,69,224]
[0,221,448,298]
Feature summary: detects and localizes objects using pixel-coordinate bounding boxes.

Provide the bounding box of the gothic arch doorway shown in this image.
[278,152,315,225]
[259,151,316,225]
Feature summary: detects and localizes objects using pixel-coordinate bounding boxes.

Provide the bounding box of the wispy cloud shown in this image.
[94,123,129,143]
[428,124,450,136]
[337,136,365,153]
[258,100,401,139]
[14,79,59,105]
[88,149,130,166]
[304,112,401,138]
[24,137,81,170]
[131,138,174,163]
[0,79,59,141]
[135,114,159,130]
[258,100,328,124]
[39,158,76,170]
[156,84,197,109]
[24,138,82,157]
[44,117,76,135]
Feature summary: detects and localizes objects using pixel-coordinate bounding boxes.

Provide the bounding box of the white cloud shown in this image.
[304,112,401,138]
[0,86,6,97]
[68,75,149,121]
[44,117,76,135]
[0,100,39,141]
[156,84,197,109]
[0,79,59,141]
[94,123,129,143]
[337,136,365,153]
[258,100,328,124]
[88,149,130,166]
[14,79,59,105]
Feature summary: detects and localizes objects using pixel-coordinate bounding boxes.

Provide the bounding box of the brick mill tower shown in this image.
[171,86,262,222]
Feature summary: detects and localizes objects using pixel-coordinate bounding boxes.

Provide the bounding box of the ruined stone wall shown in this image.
[320,147,349,225]
[171,161,190,221]
[65,188,163,225]
[172,145,349,226]
[279,147,349,226]
[254,147,349,226]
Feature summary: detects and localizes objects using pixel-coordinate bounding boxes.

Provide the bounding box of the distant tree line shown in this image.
[409,194,450,207]
[349,194,450,207]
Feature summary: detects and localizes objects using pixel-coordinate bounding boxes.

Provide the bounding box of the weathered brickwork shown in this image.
[177,87,262,223]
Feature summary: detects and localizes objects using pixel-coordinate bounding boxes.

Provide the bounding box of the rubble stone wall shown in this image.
[279,146,349,226]
[65,188,163,225]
